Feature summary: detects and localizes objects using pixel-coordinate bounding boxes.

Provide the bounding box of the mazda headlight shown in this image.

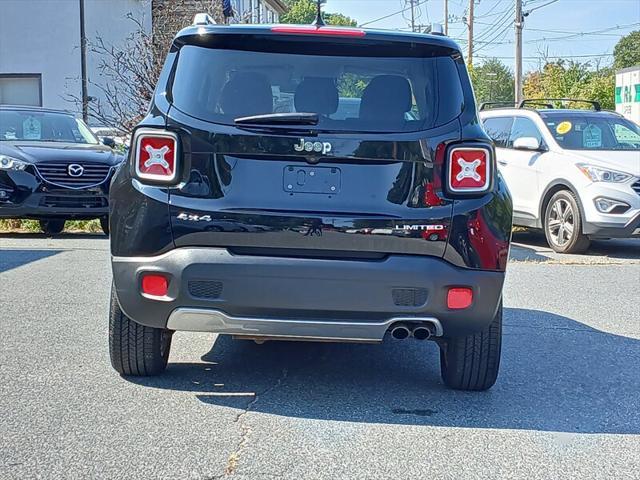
[0,155,30,171]
[577,164,631,183]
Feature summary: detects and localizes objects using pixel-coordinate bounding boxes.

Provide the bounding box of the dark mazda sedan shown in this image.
[0,105,124,234]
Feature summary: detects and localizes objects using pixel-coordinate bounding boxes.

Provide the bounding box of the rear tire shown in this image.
[109,286,172,376]
[100,217,109,236]
[440,303,502,391]
[39,219,65,235]
[543,190,590,254]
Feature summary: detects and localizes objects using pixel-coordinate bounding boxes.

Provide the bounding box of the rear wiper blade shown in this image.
[234,112,319,126]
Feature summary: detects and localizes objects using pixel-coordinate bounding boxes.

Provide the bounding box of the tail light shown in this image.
[447,146,492,194]
[133,129,179,183]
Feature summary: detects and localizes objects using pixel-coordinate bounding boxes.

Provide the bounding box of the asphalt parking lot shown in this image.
[1,234,639,480]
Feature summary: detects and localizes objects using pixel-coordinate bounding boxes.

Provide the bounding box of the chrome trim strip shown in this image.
[166,308,443,341]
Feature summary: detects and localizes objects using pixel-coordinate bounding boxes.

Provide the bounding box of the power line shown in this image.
[458,22,639,46]
[525,0,559,14]
[476,53,614,60]
[359,0,429,27]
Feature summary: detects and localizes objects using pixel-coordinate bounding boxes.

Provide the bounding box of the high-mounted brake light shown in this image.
[133,129,179,183]
[447,146,491,193]
[271,25,366,37]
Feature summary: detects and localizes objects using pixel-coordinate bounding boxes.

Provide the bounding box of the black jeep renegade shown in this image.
[109,19,513,391]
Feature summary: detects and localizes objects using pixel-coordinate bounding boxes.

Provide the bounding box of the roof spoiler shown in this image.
[518,98,601,111]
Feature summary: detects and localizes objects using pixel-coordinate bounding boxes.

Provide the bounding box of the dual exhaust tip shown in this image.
[390,323,435,341]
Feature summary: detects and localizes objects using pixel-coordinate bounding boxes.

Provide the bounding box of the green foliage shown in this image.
[613,30,640,70]
[0,219,40,232]
[469,59,515,104]
[523,60,615,110]
[0,219,101,233]
[337,73,368,98]
[281,0,357,26]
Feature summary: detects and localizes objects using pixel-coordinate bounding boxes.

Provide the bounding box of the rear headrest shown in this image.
[294,77,339,115]
[219,72,273,119]
[360,75,412,121]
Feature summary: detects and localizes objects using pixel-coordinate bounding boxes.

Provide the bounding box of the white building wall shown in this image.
[0,0,150,118]
[0,0,81,110]
[84,0,151,119]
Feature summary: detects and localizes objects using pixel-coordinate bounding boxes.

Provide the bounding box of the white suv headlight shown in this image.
[0,155,30,171]
[577,164,631,183]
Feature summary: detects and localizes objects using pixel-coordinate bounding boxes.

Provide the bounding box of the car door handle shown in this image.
[497,160,508,166]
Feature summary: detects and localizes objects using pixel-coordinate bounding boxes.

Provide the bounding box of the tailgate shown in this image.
[167,113,458,258]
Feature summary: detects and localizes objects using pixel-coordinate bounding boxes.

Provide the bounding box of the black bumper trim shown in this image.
[112,248,506,338]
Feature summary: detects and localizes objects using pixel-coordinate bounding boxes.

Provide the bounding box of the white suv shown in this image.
[480,101,640,253]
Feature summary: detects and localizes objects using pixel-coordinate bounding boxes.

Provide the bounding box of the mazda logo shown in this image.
[67,164,84,177]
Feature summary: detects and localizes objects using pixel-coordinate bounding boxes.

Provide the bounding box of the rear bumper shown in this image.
[113,248,505,339]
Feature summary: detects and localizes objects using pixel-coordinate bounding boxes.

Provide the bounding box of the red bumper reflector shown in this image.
[447,288,473,309]
[141,274,169,297]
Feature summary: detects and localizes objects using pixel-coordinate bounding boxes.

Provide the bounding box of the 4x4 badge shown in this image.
[294,138,332,155]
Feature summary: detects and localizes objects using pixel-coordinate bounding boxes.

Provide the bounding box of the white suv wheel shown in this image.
[544,190,591,254]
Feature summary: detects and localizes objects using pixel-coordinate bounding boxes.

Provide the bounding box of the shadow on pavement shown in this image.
[0,249,62,273]
[511,230,640,261]
[127,308,640,434]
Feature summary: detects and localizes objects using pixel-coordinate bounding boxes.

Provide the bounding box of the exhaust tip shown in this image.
[390,325,411,340]
[412,326,432,341]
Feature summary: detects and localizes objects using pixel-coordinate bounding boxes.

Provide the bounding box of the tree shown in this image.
[469,58,514,104]
[523,60,615,110]
[67,2,222,134]
[281,0,357,26]
[613,30,640,70]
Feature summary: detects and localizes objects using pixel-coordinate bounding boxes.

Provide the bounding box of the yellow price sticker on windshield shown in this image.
[556,121,572,135]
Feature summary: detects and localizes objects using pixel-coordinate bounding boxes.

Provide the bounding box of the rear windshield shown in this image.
[541,113,640,151]
[170,45,464,133]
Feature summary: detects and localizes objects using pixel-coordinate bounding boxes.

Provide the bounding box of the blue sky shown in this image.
[324,0,640,71]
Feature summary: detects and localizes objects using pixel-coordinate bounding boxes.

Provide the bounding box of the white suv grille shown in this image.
[632,179,640,196]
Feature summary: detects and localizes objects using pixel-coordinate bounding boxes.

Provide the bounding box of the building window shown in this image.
[0,74,42,106]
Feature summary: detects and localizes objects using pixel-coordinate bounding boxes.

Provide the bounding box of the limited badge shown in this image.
[556,121,572,135]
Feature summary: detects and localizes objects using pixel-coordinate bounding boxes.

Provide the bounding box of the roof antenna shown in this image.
[313,0,326,26]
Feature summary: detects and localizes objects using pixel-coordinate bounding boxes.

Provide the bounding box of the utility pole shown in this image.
[79,0,89,122]
[410,0,416,32]
[467,0,474,66]
[443,0,448,35]
[514,0,523,104]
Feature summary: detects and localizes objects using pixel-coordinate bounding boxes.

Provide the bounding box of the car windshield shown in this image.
[170,45,464,133]
[541,112,640,151]
[0,110,99,144]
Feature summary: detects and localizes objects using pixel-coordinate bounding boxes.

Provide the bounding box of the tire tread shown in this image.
[108,286,170,376]
[440,303,502,391]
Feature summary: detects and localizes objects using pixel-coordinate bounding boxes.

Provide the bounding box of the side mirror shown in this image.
[102,137,116,148]
[513,136,544,151]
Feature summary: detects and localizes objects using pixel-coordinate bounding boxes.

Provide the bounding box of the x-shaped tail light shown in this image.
[448,146,491,193]
[133,129,179,184]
